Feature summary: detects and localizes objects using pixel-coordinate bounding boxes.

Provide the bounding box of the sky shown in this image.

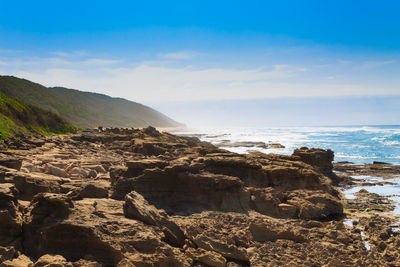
[0,0,399,126]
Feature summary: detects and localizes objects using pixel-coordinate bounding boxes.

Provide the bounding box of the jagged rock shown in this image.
[249,188,283,217]
[226,262,242,267]
[185,248,227,267]
[132,142,167,156]
[0,184,22,247]
[12,174,63,201]
[278,203,298,218]
[287,191,343,220]
[78,182,109,199]
[124,191,186,247]
[72,259,103,267]
[33,254,72,267]
[249,221,306,243]
[181,213,250,262]
[0,128,357,265]
[114,168,250,214]
[293,147,334,177]
[125,159,167,177]
[109,166,127,185]
[0,254,33,267]
[0,246,16,263]
[0,157,23,171]
[44,164,68,178]
[142,126,161,137]
[68,167,90,178]
[83,165,106,174]
[24,197,123,265]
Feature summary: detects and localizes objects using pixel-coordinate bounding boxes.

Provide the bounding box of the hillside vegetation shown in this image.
[0,76,182,128]
[0,92,76,141]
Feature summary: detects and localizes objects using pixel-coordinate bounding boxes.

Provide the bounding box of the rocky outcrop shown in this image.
[113,168,250,214]
[293,147,334,177]
[1,127,385,266]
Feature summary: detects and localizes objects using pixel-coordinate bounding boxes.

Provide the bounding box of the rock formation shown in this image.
[0,127,397,266]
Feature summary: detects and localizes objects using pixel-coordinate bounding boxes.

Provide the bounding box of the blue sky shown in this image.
[0,0,399,125]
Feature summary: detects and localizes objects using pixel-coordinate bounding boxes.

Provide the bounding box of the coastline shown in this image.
[0,127,399,265]
[178,127,400,258]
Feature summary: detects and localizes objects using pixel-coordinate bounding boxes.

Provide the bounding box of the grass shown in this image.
[0,91,77,141]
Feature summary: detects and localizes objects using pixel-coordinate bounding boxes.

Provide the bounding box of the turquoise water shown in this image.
[180,125,400,164]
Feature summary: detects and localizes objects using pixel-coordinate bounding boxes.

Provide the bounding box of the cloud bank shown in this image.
[0,50,399,103]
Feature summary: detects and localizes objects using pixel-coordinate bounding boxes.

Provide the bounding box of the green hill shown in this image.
[0,92,76,141]
[0,75,183,128]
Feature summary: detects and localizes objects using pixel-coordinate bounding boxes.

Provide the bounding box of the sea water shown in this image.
[178,125,400,164]
[178,125,400,215]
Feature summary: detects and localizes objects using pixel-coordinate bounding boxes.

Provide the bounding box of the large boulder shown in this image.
[293,147,334,177]
[123,191,186,247]
[12,173,63,200]
[113,165,250,214]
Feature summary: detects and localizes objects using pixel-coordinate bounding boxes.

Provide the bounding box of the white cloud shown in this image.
[1,52,399,103]
[51,50,87,57]
[361,60,396,69]
[158,51,200,60]
[6,62,398,103]
[337,59,352,64]
[81,58,121,65]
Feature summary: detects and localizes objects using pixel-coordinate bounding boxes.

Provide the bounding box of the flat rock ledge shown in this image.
[0,127,398,266]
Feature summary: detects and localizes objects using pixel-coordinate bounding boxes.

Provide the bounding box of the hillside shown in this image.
[0,92,76,141]
[0,76,183,128]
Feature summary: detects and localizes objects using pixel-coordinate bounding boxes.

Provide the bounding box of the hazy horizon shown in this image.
[1,1,399,126]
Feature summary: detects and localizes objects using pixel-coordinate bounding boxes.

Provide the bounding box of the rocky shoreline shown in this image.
[0,127,399,266]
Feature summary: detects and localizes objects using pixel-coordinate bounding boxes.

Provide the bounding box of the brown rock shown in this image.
[293,147,334,177]
[0,246,16,263]
[44,164,68,178]
[0,254,33,267]
[0,157,23,171]
[33,254,72,267]
[186,248,227,267]
[124,191,186,247]
[12,173,63,200]
[0,184,22,247]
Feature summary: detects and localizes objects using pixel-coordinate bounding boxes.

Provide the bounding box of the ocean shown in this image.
[178,125,400,164]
